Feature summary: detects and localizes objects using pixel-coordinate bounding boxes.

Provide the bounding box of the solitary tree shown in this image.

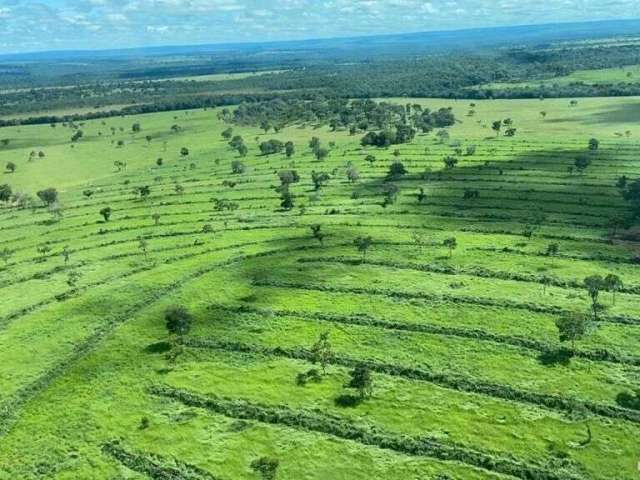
[603,274,623,305]
[491,120,502,137]
[310,224,325,245]
[62,245,70,264]
[314,147,329,162]
[311,332,333,374]
[0,247,13,266]
[285,141,295,158]
[555,312,590,352]
[165,305,193,336]
[99,207,112,222]
[574,154,591,173]
[354,236,373,260]
[36,243,52,261]
[443,237,457,258]
[250,457,279,480]
[311,171,330,191]
[5,162,15,173]
[152,213,161,226]
[0,184,11,202]
[588,138,599,152]
[546,243,559,263]
[37,188,58,206]
[66,270,82,287]
[443,156,458,170]
[584,275,604,320]
[346,166,360,183]
[347,364,373,399]
[138,236,149,260]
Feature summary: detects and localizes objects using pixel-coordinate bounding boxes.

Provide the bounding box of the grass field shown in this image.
[482,64,640,89]
[1,96,640,479]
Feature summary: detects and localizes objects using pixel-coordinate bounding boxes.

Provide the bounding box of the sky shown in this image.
[0,0,639,54]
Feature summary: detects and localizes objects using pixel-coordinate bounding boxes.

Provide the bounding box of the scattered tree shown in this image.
[99,206,112,222]
[443,237,457,258]
[354,235,373,260]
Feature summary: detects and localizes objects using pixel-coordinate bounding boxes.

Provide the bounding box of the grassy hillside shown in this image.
[0,96,640,479]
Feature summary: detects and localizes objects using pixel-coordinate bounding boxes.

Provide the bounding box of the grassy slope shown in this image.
[0,96,639,479]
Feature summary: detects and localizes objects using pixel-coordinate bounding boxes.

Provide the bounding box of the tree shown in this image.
[250,457,279,480]
[311,332,332,374]
[237,143,248,157]
[574,154,591,173]
[443,237,457,258]
[221,127,233,140]
[152,213,161,225]
[156,158,163,166]
[0,184,11,202]
[540,111,547,119]
[0,247,13,266]
[555,312,589,352]
[311,171,330,190]
[588,138,599,152]
[603,274,623,305]
[137,185,151,200]
[37,188,58,206]
[382,183,399,207]
[259,139,284,155]
[278,170,300,187]
[180,147,189,158]
[285,141,295,158]
[309,137,321,151]
[386,161,407,180]
[584,275,604,320]
[310,224,325,245]
[5,162,15,173]
[354,235,373,260]
[314,147,329,161]
[365,154,376,165]
[62,245,70,264]
[99,207,112,222]
[443,156,458,170]
[37,243,52,261]
[546,243,559,262]
[347,364,373,399]
[137,236,149,260]
[231,160,246,174]
[165,305,193,336]
[71,130,83,142]
[132,122,141,133]
[67,270,82,288]
[491,120,502,137]
[417,187,427,204]
[280,189,294,210]
[346,166,359,183]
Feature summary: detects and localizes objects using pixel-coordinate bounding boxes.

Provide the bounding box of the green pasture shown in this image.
[0,96,640,479]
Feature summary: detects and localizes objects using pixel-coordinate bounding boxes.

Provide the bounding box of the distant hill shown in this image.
[2,18,640,62]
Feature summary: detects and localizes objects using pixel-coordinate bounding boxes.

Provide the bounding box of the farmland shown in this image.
[0,95,640,480]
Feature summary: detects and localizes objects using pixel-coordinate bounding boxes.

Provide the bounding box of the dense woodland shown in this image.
[4,40,640,121]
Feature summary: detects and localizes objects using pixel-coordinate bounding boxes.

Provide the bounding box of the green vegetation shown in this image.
[1,95,640,480]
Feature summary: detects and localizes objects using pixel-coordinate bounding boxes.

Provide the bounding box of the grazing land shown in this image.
[1,94,640,479]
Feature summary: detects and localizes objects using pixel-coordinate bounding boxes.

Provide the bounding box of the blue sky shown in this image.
[0,0,639,54]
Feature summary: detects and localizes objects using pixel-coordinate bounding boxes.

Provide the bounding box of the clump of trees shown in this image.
[259,139,284,155]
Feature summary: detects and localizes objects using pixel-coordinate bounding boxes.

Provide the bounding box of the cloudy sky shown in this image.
[0,0,638,54]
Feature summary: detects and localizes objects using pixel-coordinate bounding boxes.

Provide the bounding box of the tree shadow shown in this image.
[537,347,574,366]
